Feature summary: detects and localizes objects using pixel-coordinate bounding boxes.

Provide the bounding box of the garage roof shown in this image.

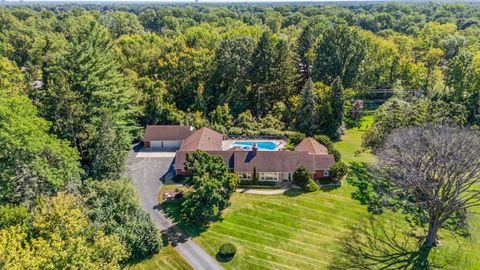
[144,125,194,141]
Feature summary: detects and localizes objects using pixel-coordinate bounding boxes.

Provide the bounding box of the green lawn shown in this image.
[125,246,192,270]
[184,115,480,269]
[334,115,376,164]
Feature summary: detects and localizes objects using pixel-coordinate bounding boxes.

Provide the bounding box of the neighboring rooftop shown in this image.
[294,137,329,155]
[179,127,223,151]
[144,125,194,141]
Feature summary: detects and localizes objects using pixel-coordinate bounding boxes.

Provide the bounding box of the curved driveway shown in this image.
[126,145,223,270]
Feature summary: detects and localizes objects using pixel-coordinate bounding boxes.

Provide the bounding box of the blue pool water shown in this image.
[232,141,278,151]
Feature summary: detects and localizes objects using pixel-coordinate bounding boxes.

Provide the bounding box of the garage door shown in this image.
[150,141,163,148]
[163,140,182,148]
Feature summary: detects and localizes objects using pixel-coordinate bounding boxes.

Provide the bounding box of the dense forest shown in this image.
[1,2,480,269]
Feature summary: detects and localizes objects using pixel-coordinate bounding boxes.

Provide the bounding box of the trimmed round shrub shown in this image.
[330,161,348,180]
[218,243,236,260]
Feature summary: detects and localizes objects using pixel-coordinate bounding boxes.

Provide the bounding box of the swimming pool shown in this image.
[231,141,278,151]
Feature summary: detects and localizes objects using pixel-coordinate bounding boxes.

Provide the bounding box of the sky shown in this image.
[1,0,426,3]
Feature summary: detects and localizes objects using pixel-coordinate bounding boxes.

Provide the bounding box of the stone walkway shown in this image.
[236,187,291,195]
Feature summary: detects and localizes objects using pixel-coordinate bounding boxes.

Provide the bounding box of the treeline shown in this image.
[1,3,480,139]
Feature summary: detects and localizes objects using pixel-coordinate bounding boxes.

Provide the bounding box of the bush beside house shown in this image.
[330,161,348,180]
[293,166,319,192]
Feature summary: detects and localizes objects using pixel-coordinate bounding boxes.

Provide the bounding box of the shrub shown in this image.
[285,131,305,145]
[218,243,236,260]
[330,161,348,180]
[314,135,341,161]
[239,180,276,186]
[305,179,319,192]
[252,167,259,185]
[293,165,311,189]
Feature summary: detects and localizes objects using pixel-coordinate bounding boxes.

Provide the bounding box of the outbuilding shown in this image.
[143,125,194,149]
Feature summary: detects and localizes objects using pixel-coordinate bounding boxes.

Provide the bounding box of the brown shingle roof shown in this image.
[144,125,193,141]
[179,127,223,151]
[294,137,329,155]
[233,151,334,172]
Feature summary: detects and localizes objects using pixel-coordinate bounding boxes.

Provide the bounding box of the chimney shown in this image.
[252,143,258,156]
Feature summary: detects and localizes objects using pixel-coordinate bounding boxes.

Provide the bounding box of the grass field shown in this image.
[125,246,192,270]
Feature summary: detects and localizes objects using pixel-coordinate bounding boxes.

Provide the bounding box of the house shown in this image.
[144,125,336,183]
[143,125,194,149]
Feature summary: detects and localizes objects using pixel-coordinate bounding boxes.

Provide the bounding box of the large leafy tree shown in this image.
[312,25,366,88]
[38,20,134,180]
[0,193,128,269]
[181,151,238,224]
[0,93,81,207]
[84,180,161,261]
[363,98,468,149]
[207,36,255,114]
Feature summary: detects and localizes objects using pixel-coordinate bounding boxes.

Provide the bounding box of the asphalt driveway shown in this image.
[126,144,223,270]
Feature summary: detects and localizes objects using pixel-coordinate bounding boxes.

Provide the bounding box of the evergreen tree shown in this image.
[328,77,345,138]
[295,79,317,136]
[249,32,293,117]
[39,21,135,180]
[294,25,313,94]
[252,167,258,185]
[249,31,274,117]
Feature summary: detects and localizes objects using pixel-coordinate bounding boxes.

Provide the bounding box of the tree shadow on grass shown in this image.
[283,189,307,197]
[159,198,224,246]
[328,216,464,270]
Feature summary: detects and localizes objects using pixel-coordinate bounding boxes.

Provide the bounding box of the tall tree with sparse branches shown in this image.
[377,126,480,251]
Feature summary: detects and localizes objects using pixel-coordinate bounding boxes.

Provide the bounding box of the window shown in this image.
[324,170,329,177]
[260,172,279,181]
[238,172,252,180]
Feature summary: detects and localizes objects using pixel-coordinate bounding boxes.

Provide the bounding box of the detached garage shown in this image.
[143,125,194,149]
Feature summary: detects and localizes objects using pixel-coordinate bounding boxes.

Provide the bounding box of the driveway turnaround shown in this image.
[126,145,223,270]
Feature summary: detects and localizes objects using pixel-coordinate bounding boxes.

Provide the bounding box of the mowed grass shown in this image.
[187,115,480,269]
[125,246,192,270]
[334,115,376,163]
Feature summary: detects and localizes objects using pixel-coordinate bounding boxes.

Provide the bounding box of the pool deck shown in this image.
[221,139,287,151]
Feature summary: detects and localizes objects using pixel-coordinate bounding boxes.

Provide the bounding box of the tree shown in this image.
[84,180,161,261]
[313,25,366,88]
[327,77,345,138]
[295,79,317,136]
[0,94,81,207]
[0,193,128,269]
[207,36,255,114]
[314,135,341,161]
[39,21,135,180]
[182,151,238,224]
[377,126,480,251]
[252,167,259,185]
[294,25,314,93]
[363,98,467,149]
[248,32,292,117]
[293,165,318,192]
[329,161,348,180]
[88,112,131,180]
[100,11,144,38]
